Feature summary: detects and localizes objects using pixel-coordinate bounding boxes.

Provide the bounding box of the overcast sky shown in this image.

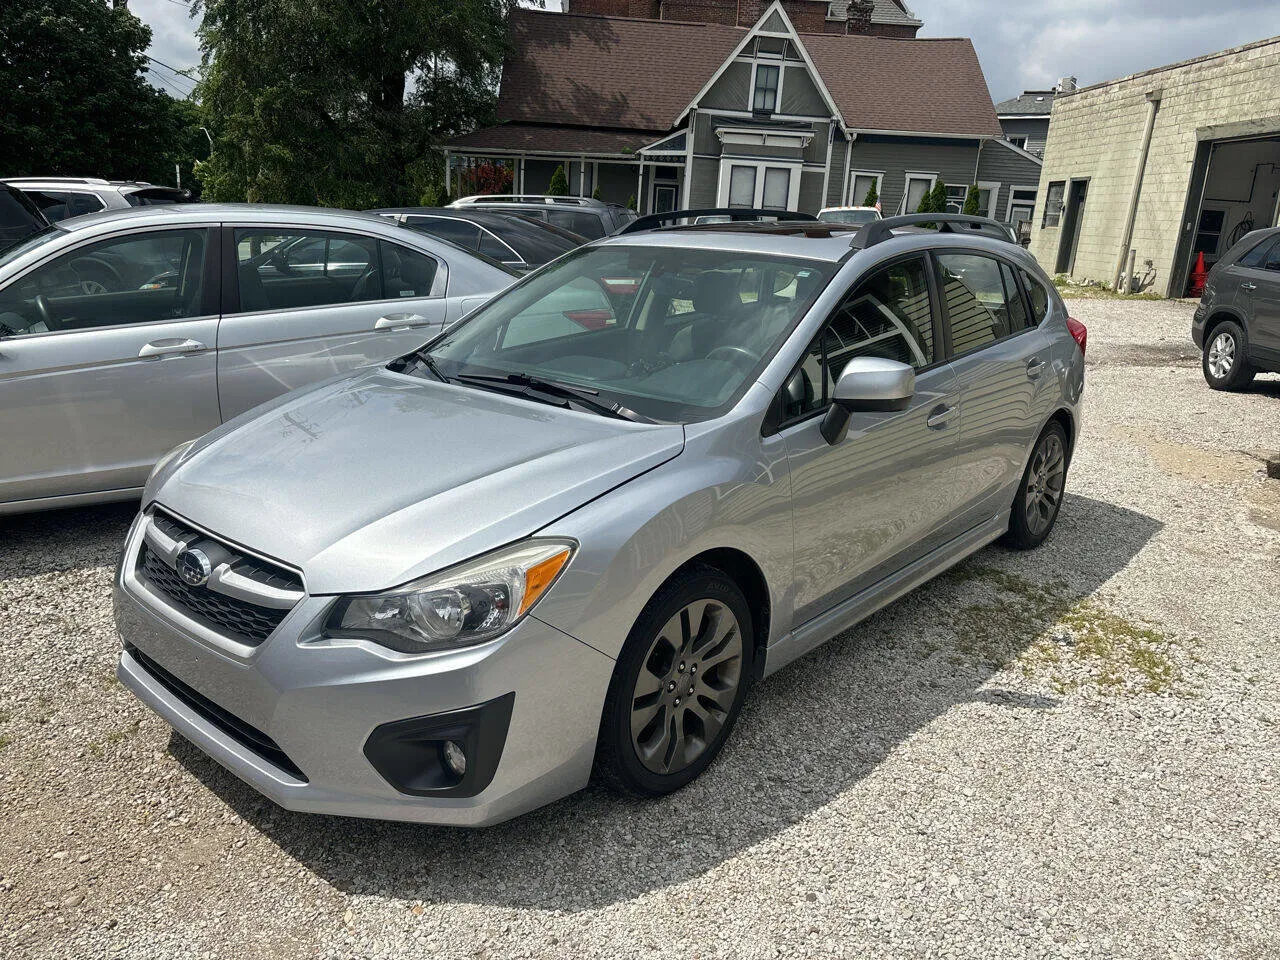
[130,0,1280,103]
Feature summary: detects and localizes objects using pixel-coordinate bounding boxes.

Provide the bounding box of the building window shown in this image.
[903,175,936,214]
[945,185,969,213]
[721,161,798,210]
[729,166,758,207]
[762,168,791,210]
[1008,136,1028,150]
[850,172,883,207]
[1043,181,1066,228]
[753,64,780,113]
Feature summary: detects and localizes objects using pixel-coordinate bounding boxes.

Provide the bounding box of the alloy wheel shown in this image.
[1207,332,1236,380]
[1025,432,1066,537]
[629,599,743,776]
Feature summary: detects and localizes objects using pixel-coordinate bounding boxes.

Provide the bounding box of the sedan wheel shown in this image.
[595,565,753,797]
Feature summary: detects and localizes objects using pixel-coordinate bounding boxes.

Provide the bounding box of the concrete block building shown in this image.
[1030,37,1280,297]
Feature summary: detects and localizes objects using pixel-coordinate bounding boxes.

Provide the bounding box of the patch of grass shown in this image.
[0,734,11,752]
[1052,275,1164,301]
[87,721,141,759]
[938,566,1185,696]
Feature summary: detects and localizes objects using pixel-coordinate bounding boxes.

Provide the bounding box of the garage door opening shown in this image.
[1174,134,1280,296]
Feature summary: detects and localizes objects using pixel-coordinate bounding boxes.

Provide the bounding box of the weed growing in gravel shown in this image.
[0,734,11,752]
[937,564,1186,696]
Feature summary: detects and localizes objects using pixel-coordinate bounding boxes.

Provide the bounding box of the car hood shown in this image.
[153,369,685,594]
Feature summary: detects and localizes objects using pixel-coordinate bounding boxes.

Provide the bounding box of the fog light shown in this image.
[441,740,467,778]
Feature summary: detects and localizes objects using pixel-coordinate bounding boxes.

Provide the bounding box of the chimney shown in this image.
[1056,76,1078,93]
[846,0,874,34]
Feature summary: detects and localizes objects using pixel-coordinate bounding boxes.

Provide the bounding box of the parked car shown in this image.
[450,195,637,240]
[371,207,583,272]
[0,204,514,514]
[0,183,51,253]
[817,206,883,225]
[114,213,1085,826]
[2,177,193,223]
[1193,226,1280,390]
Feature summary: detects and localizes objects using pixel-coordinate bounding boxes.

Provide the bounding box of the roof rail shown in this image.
[450,194,601,207]
[854,213,1016,248]
[618,208,820,235]
[2,176,113,186]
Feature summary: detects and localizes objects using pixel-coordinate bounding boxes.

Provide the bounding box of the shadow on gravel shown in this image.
[171,492,1162,912]
[0,502,137,581]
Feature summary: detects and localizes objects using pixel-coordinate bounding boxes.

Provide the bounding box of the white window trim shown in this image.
[900,172,938,215]
[1004,184,1039,223]
[715,127,813,150]
[717,158,803,210]
[943,183,971,213]
[848,170,884,206]
[970,180,1001,219]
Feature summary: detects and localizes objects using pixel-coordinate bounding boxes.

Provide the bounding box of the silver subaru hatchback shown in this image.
[114,218,1086,826]
[0,204,513,514]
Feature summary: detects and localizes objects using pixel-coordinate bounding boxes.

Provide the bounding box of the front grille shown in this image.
[140,546,289,646]
[126,643,307,782]
[153,509,303,592]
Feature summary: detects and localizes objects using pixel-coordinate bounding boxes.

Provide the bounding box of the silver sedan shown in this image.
[0,204,514,514]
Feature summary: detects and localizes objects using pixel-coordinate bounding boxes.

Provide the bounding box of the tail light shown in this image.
[1066,316,1087,356]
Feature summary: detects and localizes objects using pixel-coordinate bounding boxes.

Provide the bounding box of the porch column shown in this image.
[579,156,587,196]
[635,160,644,213]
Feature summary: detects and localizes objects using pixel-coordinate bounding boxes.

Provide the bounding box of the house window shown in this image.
[721,161,798,210]
[1043,181,1066,228]
[1008,136,1028,150]
[753,65,780,113]
[729,166,758,207]
[945,185,969,213]
[850,172,883,207]
[903,175,936,214]
[762,168,791,209]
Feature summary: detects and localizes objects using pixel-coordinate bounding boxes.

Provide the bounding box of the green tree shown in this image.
[626,194,637,212]
[963,185,982,216]
[927,181,948,215]
[547,164,570,197]
[591,186,602,201]
[192,0,519,206]
[915,186,936,215]
[862,181,878,208]
[0,0,203,186]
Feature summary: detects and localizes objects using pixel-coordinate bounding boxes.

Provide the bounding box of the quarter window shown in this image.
[409,216,481,251]
[24,190,104,222]
[1238,236,1279,269]
[233,229,380,313]
[1020,268,1050,323]
[938,253,1027,354]
[783,257,935,420]
[379,241,439,299]
[0,229,208,336]
[753,64,780,113]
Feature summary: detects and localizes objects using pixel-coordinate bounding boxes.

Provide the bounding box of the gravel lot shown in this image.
[2,298,1278,959]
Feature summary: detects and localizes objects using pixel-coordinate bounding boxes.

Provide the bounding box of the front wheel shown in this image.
[594,565,753,798]
[1003,422,1069,550]
[1202,321,1255,391]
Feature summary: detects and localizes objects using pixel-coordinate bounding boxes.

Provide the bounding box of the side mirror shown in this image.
[820,357,916,445]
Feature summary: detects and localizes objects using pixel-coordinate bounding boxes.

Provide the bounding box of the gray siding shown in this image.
[999,117,1051,155]
[976,141,1043,222]
[702,61,752,111]
[688,157,721,208]
[722,142,806,161]
[780,65,827,118]
[694,112,720,155]
[804,121,830,165]
[845,135,981,215]
[827,137,848,206]
[798,170,826,215]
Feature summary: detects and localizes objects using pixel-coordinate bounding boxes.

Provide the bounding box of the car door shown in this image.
[215,225,448,420]
[938,251,1058,529]
[0,226,219,505]
[1233,236,1280,360]
[778,254,962,625]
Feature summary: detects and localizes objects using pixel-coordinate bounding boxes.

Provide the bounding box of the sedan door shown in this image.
[779,255,963,625]
[0,226,219,506]
[937,252,1058,529]
[215,226,449,420]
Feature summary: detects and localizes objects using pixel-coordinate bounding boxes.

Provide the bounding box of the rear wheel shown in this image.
[594,565,753,798]
[1003,422,1069,550]
[1202,320,1255,391]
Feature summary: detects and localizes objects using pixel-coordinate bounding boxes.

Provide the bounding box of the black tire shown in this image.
[1202,320,1255,391]
[594,564,754,798]
[1003,421,1069,551]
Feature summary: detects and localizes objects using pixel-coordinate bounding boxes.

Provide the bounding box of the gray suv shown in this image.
[1193,226,1280,389]
[114,215,1086,826]
[450,195,637,240]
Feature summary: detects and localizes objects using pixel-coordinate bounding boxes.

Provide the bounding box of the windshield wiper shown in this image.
[400,348,449,383]
[454,372,655,423]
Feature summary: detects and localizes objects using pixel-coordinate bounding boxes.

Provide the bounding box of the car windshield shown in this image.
[417,244,835,422]
[0,224,62,264]
[818,210,880,225]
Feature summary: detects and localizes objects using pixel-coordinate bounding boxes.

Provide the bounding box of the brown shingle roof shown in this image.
[497,11,746,133]
[448,124,653,155]
[482,10,1002,143]
[801,33,1002,137]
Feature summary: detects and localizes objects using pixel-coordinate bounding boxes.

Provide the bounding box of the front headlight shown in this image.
[325,539,575,654]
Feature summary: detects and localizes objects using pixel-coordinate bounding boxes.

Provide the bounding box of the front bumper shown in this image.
[113,513,615,826]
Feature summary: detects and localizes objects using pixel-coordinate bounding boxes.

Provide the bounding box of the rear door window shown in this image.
[232,229,380,313]
[1239,236,1279,269]
[408,216,481,251]
[546,210,605,239]
[379,241,440,299]
[938,253,1028,355]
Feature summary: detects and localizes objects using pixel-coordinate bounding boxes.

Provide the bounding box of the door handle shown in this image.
[138,338,207,359]
[1241,282,1257,291]
[927,404,957,430]
[1026,357,1047,379]
[374,313,427,330]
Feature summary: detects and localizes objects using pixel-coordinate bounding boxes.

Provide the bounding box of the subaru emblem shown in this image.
[176,548,212,588]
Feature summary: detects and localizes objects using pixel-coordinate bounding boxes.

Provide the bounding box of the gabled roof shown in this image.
[995,91,1057,117]
[803,33,1003,137]
[826,0,922,28]
[487,8,1002,141]
[496,11,745,133]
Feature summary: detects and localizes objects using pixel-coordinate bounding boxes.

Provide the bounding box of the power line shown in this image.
[145,54,197,83]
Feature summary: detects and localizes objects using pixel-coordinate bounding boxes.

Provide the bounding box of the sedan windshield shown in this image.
[418,244,836,422]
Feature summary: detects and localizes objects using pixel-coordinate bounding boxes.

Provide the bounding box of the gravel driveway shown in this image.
[2,299,1278,959]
